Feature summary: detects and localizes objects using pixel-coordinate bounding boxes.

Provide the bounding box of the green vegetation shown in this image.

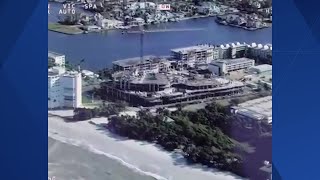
[73,98,271,178]
[234,0,272,10]
[48,23,83,35]
[58,12,81,25]
[73,100,271,178]
[65,61,75,71]
[73,102,126,121]
[48,61,56,69]
[106,103,271,178]
[97,68,114,81]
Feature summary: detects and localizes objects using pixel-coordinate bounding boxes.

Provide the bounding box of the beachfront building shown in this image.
[171,44,216,67]
[113,71,170,92]
[231,96,272,124]
[112,56,171,73]
[48,67,82,109]
[48,51,65,67]
[208,58,255,76]
[102,72,244,107]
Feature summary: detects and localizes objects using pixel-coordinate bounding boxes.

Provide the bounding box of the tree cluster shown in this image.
[48,61,56,69]
[107,103,251,177]
[73,103,126,121]
[106,102,272,177]
[58,12,81,25]
[97,68,114,81]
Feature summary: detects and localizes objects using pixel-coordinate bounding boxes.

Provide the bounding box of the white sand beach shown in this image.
[48,110,245,180]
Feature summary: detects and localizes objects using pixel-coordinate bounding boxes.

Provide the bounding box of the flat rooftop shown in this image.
[48,51,65,58]
[171,44,214,54]
[113,55,165,67]
[212,58,255,65]
[131,73,169,85]
[234,96,272,120]
[63,71,80,78]
[48,68,79,78]
[249,64,272,74]
[183,77,231,87]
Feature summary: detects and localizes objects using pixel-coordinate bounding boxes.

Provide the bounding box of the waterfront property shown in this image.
[112,71,170,92]
[48,51,82,109]
[49,51,66,67]
[247,43,272,60]
[229,42,248,58]
[217,42,272,63]
[48,68,82,109]
[208,58,255,76]
[171,44,217,66]
[102,42,272,107]
[112,56,171,73]
[170,42,261,68]
[49,3,272,71]
[215,12,270,31]
[218,42,261,59]
[102,70,245,107]
[110,42,271,74]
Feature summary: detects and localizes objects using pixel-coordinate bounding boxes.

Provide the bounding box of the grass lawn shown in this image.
[48,23,83,35]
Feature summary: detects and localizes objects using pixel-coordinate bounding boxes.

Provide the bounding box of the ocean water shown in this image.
[48,137,156,180]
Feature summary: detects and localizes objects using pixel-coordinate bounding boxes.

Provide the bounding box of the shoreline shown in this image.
[49,137,157,180]
[48,15,217,35]
[49,15,271,36]
[48,23,83,35]
[49,1,271,35]
[215,20,270,31]
[48,29,83,35]
[49,113,166,180]
[48,110,245,180]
